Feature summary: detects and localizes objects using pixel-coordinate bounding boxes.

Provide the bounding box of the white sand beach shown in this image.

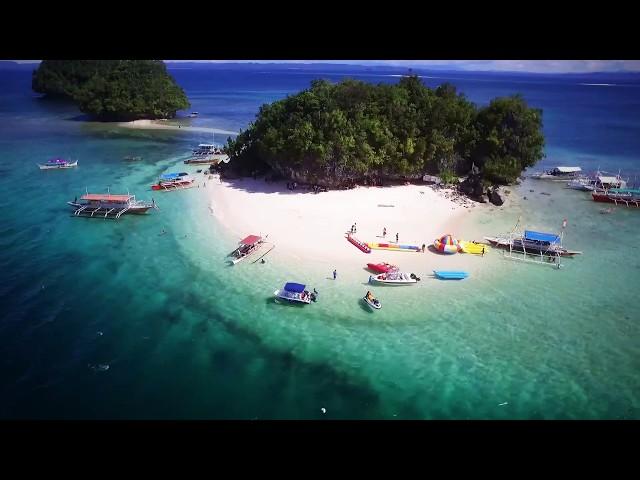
[206,177,492,275]
[118,119,237,136]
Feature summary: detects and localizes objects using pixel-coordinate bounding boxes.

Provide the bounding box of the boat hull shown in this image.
[38,161,78,170]
[274,290,311,304]
[67,201,152,216]
[151,180,195,191]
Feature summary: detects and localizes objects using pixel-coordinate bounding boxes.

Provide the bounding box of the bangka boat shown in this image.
[38,158,78,170]
[567,172,627,191]
[591,188,640,207]
[123,156,143,162]
[151,172,195,191]
[369,272,420,285]
[229,234,265,264]
[433,270,469,280]
[363,292,381,310]
[366,262,398,273]
[274,282,317,304]
[189,112,199,118]
[68,191,157,219]
[184,144,229,165]
[530,166,582,180]
[484,230,582,256]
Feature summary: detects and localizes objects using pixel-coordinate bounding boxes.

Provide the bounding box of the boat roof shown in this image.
[47,158,68,163]
[553,166,582,173]
[81,194,133,202]
[609,188,640,194]
[284,282,305,293]
[160,172,189,180]
[197,144,216,147]
[524,230,560,243]
[239,234,262,245]
[598,176,620,183]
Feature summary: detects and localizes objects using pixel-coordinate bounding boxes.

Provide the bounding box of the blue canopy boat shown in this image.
[274,282,317,304]
[433,270,469,280]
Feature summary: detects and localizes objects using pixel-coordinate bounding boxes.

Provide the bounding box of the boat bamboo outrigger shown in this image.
[68,190,158,219]
[591,188,640,207]
[229,234,266,264]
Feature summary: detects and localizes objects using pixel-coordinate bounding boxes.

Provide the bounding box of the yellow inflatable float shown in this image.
[458,240,490,255]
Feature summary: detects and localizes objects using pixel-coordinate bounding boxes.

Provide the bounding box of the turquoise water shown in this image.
[1,66,639,419]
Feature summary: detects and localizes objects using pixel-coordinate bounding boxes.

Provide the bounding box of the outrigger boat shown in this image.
[68,191,157,219]
[591,188,640,207]
[184,144,229,165]
[274,282,317,305]
[38,158,78,170]
[484,219,581,268]
[366,262,398,273]
[369,272,420,285]
[530,166,582,181]
[229,234,265,264]
[363,291,381,310]
[151,172,195,191]
[568,171,627,191]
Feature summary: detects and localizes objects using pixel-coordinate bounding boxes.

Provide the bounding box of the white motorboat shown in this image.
[369,272,420,285]
[38,158,78,170]
[274,282,317,305]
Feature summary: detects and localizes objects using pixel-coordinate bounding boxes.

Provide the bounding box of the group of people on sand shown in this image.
[286,181,298,190]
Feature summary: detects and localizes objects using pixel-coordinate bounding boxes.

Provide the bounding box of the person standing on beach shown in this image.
[422,244,426,253]
[333,269,337,280]
[383,227,386,237]
[396,233,399,243]
[354,222,357,233]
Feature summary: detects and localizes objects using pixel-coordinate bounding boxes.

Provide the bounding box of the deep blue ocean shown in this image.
[1,63,639,419]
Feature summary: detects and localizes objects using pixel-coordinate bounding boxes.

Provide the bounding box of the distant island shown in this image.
[32,60,190,121]
[224,76,545,202]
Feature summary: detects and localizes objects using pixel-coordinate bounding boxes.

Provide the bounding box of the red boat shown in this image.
[366,262,399,273]
[592,189,640,207]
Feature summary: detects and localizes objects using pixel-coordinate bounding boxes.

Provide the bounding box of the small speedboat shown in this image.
[363,293,381,310]
[369,272,419,285]
[274,282,317,305]
[433,270,469,280]
[366,262,398,273]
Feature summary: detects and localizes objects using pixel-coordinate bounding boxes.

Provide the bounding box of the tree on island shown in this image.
[32,60,190,121]
[224,75,544,190]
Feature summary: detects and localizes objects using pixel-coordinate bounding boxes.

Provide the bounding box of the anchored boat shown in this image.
[229,234,266,264]
[274,282,317,305]
[369,272,420,285]
[68,192,157,219]
[151,172,195,191]
[591,188,640,207]
[38,158,78,170]
[530,166,582,180]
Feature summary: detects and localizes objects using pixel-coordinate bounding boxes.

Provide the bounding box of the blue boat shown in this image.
[433,270,469,280]
[274,282,317,304]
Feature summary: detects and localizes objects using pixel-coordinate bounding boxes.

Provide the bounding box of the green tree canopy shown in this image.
[32,60,190,121]
[225,76,544,185]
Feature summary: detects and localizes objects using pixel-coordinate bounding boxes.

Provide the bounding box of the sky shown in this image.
[12,60,640,73]
[162,60,640,73]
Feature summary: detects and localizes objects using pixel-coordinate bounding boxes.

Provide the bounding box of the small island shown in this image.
[223,76,545,203]
[32,60,190,121]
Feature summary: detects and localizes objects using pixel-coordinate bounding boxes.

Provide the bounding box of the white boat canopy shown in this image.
[598,176,619,183]
[554,166,582,173]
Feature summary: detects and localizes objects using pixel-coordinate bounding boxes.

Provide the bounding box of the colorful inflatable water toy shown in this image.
[433,234,459,254]
[346,234,371,253]
[458,240,490,255]
[365,242,421,252]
